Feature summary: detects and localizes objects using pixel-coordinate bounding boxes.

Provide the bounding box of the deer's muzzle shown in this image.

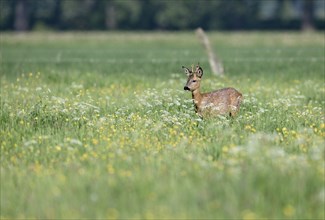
[184,86,190,91]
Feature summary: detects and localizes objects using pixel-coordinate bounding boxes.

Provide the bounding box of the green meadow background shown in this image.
[0,32,324,219]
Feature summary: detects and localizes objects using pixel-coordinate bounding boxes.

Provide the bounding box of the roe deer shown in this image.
[183,64,242,118]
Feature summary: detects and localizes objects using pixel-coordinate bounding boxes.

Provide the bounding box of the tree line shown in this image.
[1,0,324,31]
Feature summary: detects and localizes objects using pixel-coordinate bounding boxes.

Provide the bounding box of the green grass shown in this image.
[0,31,324,219]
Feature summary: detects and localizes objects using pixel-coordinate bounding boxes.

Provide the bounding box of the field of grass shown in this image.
[0,31,324,219]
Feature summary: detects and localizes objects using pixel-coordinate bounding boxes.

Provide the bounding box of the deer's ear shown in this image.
[182,66,191,76]
[196,66,203,78]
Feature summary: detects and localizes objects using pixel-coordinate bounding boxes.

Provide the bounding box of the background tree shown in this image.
[0,0,324,31]
[14,0,29,31]
[301,0,315,31]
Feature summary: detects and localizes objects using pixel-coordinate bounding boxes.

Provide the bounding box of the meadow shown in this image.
[0,31,324,219]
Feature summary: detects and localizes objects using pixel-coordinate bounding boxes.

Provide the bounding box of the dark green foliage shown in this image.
[1,0,325,31]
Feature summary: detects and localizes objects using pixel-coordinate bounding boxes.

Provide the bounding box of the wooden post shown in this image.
[196,28,224,76]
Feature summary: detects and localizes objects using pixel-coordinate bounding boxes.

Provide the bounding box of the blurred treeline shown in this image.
[1,0,324,31]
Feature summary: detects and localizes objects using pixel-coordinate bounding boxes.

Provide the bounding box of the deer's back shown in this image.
[200,87,242,115]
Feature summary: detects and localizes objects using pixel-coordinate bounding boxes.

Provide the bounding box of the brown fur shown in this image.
[183,64,242,118]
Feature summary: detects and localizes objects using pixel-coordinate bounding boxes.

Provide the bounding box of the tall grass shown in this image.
[0,32,324,219]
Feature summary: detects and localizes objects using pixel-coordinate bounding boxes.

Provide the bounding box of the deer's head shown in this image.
[183,64,203,92]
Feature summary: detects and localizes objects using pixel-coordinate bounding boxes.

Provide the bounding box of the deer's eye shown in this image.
[192,80,197,83]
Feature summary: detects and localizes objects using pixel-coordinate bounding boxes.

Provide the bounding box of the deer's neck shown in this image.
[192,89,203,112]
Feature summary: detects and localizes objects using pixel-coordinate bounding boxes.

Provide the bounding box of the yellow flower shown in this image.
[107,164,115,174]
[283,205,295,217]
[242,210,259,220]
[106,208,119,219]
[81,153,88,161]
[222,146,229,153]
[119,170,132,177]
[92,139,99,145]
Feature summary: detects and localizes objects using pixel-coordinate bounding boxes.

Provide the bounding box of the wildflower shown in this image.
[245,125,256,133]
[107,208,119,219]
[119,170,132,177]
[107,164,115,174]
[32,163,42,173]
[92,139,99,145]
[81,153,88,161]
[222,146,229,153]
[70,138,82,146]
[242,210,259,220]
[283,205,295,217]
